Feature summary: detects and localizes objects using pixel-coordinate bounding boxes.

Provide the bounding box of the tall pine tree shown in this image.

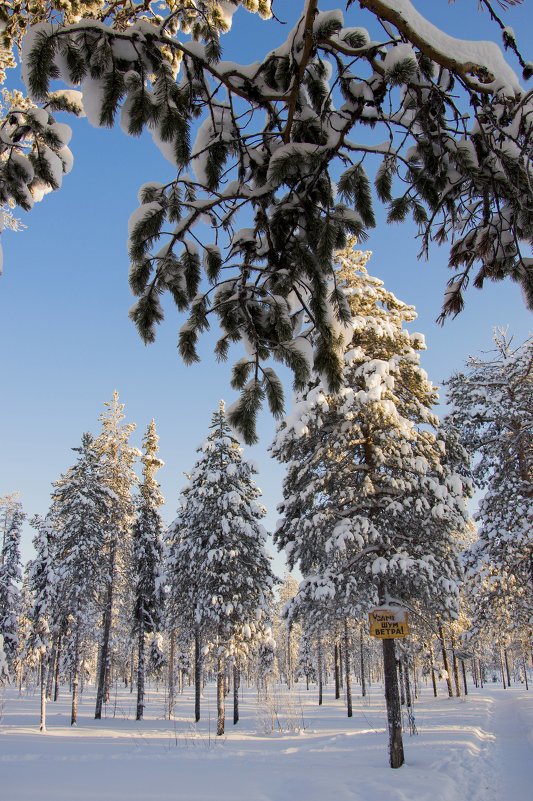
[93,391,138,719]
[132,419,165,721]
[273,241,469,767]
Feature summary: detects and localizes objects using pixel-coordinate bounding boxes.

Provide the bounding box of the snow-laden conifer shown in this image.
[93,391,138,719]
[8,2,530,440]
[50,432,115,724]
[446,332,532,639]
[272,241,470,767]
[132,419,165,721]
[0,493,25,670]
[27,513,60,731]
[166,400,275,734]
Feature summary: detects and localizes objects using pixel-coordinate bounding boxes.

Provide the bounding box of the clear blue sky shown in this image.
[1,1,531,571]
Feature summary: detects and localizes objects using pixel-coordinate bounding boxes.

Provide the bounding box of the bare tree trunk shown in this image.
[317,634,323,706]
[344,619,352,718]
[194,626,201,722]
[46,639,56,700]
[286,625,292,689]
[523,656,529,690]
[461,660,468,696]
[54,632,62,701]
[216,654,225,736]
[360,625,366,698]
[233,664,239,725]
[504,649,512,686]
[403,656,412,708]
[382,638,404,768]
[95,544,117,719]
[136,625,145,720]
[168,628,176,719]
[71,622,81,726]
[500,649,507,688]
[438,626,454,698]
[450,632,461,697]
[334,642,340,700]
[398,658,406,705]
[40,653,47,733]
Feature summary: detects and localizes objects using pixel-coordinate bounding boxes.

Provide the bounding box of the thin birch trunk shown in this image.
[40,653,47,733]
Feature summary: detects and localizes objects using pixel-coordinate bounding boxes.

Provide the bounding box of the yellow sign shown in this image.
[368,608,409,639]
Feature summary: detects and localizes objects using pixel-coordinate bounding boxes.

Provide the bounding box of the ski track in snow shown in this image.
[0,682,531,801]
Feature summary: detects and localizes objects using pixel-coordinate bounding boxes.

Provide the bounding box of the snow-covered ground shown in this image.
[1,679,531,801]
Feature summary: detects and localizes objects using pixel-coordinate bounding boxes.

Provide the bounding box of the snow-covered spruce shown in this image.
[272,241,471,767]
[166,400,275,734]
[9,1,532,441]
[49,432,115,725]
[131,420,165,721]
[445,333,532,642]
[0,493,25,671]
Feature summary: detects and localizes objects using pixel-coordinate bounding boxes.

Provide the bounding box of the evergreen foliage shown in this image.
[132,419,165,720]
[0,493,25,668]
[2,1,531,439]
[272,241,470,622]
[445,332,533,638]
[166,400,276,732]
[49,432,115,723]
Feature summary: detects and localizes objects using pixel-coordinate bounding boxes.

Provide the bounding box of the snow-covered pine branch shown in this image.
[4,1,532,440]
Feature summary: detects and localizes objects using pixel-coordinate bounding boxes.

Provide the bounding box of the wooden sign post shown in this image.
[368,607,409,639]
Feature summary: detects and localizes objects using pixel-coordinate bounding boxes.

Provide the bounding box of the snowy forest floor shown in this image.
[1,679,531,801]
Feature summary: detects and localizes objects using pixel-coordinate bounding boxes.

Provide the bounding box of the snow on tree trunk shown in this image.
[439,625,454,699]
[168,629,176,720]
[39,653,47,733]
[71,622,81,726]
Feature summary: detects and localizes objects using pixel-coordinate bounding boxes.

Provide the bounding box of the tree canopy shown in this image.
[2,1,531,440]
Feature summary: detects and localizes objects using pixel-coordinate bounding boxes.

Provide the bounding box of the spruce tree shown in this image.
[27,513,59,732]
[446,333,533,638]
[132,419,165,721]
[0,493,25,670]
[167,401,275,734]
[50,433,114,724]
[93,391,138,719]
[273,241,469,767]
